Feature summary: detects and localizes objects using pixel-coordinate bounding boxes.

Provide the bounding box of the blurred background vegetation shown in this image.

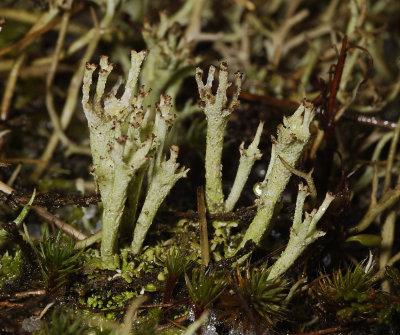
[1,0,400,333]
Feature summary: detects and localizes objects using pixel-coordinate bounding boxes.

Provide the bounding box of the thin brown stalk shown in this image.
[45,0,77,148]
[0,180,87,241]
[32,205,87,240]
[279,156,317,207]
[0,7,86,35]
[1,157,48,165]
[1,54,26,121]
[0,4,83,57]
[0,19,61,57]
[6,164,21,187]
[14,289,46,298]
[197,187,210,267]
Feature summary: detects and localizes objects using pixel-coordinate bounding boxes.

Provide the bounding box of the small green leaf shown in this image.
[345,234,382,247]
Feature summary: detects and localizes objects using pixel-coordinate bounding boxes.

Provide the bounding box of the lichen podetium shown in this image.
[195,63,242,213]
[196,62,264,215]
[82,51,187,268]
[239,102,316,250]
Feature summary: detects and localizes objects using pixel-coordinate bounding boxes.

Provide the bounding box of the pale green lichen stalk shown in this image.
[82,51,150,267]
[225,121,264,212]
[239,102,315,249]
[131,146,189,254]
[196,63,243,213]
[82,50,187,268]
[267,184,335,280]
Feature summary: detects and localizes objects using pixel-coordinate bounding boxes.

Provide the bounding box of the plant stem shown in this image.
[197,187,210,266]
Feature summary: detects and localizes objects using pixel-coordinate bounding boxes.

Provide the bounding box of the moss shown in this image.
[80,290,138,320]
[0,249,22,287]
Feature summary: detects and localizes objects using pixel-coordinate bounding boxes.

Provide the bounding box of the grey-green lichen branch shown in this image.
[267,184,334,280]
[196,62,258,214]
[225,121,264,212]
[196,63,240,212]
[82,51,151,267]
[82,50,187,268]
[239,101,315,249]
[131,145,189,254]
